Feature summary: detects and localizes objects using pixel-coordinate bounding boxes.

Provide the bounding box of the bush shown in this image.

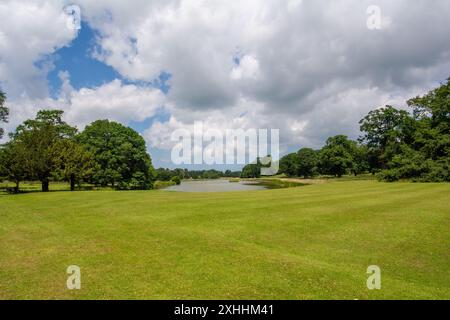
[377,169,401,182]
[171,176,181,185]
[377,146,450,182]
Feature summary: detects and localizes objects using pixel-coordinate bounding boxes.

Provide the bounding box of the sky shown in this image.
[0,0,449,169]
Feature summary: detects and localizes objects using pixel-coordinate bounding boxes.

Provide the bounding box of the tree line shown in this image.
[1,78,448,191]
[0,109,155,192]
[242,79,449,182]
[156,168,241,183]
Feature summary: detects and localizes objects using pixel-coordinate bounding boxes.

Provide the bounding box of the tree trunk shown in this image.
[42,179,49,192]
[14,180,20,194]
[70,174,75,191]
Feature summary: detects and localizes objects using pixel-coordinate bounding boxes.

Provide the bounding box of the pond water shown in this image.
[163,179,268,192]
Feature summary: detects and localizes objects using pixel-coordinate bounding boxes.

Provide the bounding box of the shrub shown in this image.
[171,176,181,185]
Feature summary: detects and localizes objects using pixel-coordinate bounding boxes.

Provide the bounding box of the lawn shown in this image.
[0,180,449,299]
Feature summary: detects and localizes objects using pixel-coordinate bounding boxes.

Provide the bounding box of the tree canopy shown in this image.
[319,135,357,178]
[373,79,450,181]
[297,148,319,178]
[9,110,77,191]
[1,79,449,190]
[0,90,9,139]
[77,120,155,190]
[0,140,28,192]
[1,111,156,192]
[359,105,415,170]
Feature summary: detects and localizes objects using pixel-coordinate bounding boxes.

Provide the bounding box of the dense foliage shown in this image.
[155,168,238,181]
[373,80,450,181]
[1,79,449,190]
[77,120,156,190]
[0,90,8,139]
[279,79,449,181]
[0,111,155,192]
[7,110,78,191]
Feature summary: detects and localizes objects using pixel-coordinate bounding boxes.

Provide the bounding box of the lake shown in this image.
[163,179,268,192]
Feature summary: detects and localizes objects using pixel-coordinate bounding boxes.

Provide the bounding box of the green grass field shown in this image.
[0,180,449,299]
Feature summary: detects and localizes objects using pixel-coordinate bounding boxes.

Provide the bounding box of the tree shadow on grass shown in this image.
[0,184,114,196]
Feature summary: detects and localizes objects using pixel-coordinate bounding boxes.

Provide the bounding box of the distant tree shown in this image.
[0,90,9,139]
[241,163,261,178]
[297,148,318,178]
[155,168,240,180]
[54,139,96,191]
[224,170,241,178]
[156,168,172,181]
[0,141,28,193]
[10,110,77,192]
[279,153,299,177]
[201,170,222,179]
[319,135,356,177]
[173,168,187,179]
[77,120,155,190]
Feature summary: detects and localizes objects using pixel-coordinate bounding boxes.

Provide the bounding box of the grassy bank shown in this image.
[153,180,177,190]
[242,178,307,189]
[0,180,449,299]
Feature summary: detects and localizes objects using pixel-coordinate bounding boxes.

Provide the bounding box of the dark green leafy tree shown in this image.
[297,148,318,178]
[201,170,222,179]
[241,156,275,178]
[377,145,448,182]
[279,153,299,177]
[319,135,357,177]
[407,78,450,161]
[0,90,8,139]
[10,110,77,192]
[0,141,29,193]
[156,168,173,181]
[54,139,96,191]
[369,79,449,182]
[77,120,155,190]
[375,78,450,182]
[359,105,415,169]
[350,144,370,176]
[171,176,181,185]
[241,162,261,178]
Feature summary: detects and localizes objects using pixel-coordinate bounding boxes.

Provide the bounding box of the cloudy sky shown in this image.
[1,0,449,168]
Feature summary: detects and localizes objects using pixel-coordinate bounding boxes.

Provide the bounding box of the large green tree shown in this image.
[359,105,415,170]
[297,148,318,178]
[11,110,77,191]
[279,153,299,177]
[377,78,450,182]
[319,135,357,177]
[362,79,450,182]
[77,120,155,190]
[407,78,450,161]
[54,139,96,191]
[0,141,28,193]
[0,90,8,139]
[241,164,261,178]
[350,144,370,176]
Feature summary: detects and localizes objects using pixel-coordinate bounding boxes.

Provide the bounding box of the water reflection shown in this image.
[163,180,268,192]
